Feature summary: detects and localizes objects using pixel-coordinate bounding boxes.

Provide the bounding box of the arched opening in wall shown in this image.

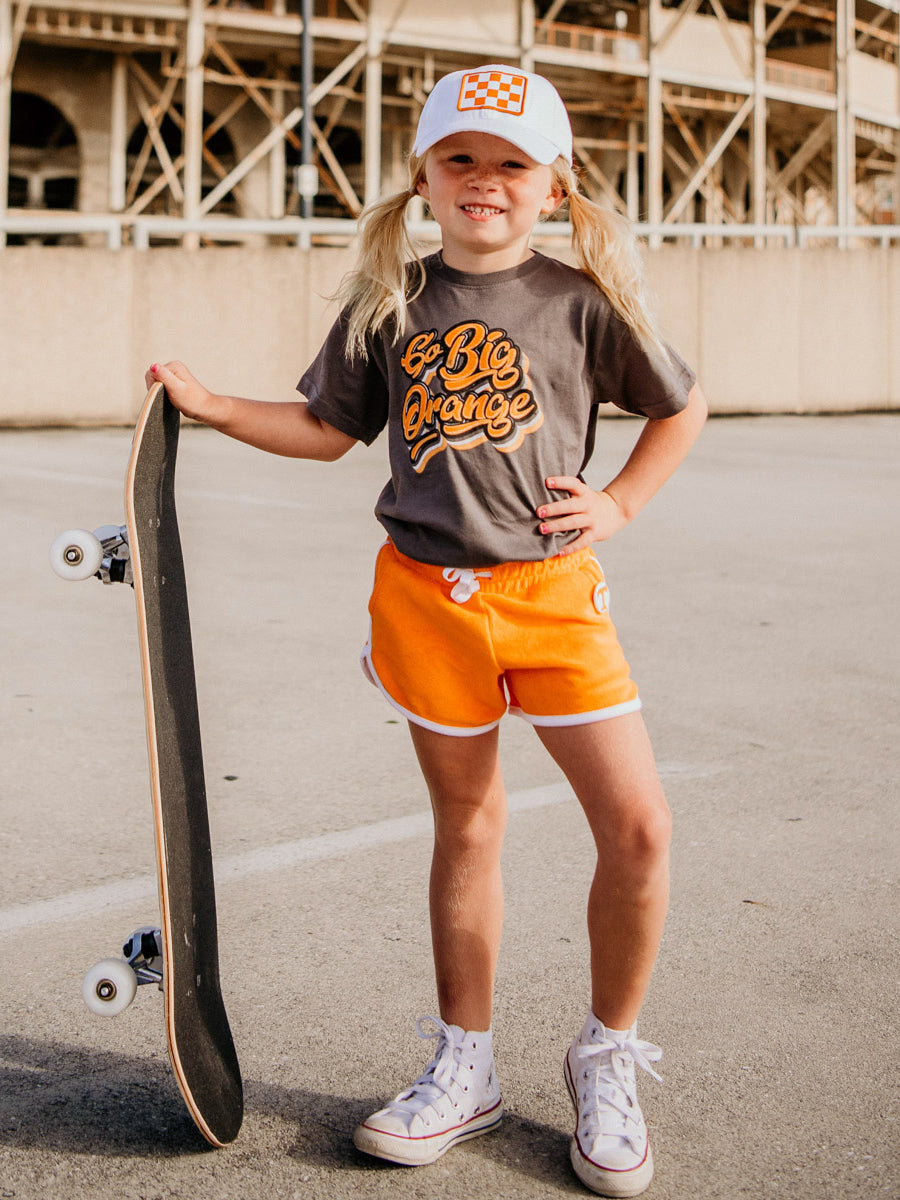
[126,107,238,217]
[287,123,362,218]
[8,92,79,242]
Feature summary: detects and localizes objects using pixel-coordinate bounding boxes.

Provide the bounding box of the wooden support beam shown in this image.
[0,1,11,247]
[573,143,628,216]
[198,40,366,217]
[766,0,803,45]
[733,135,808,223]
[535,0,567,40]
[130,56,240,190]
[309,126,359,215]
[129,72,184,202]
[773,114,833,189]
[835,0,852,242]
[363,21,381,205]
[752,0,766,237]
[320,60,361,139]
[10,0,34,66]
[646,0,664,240]
[125,51,183,208]
[663,96,740,220]
[520,0,535,71]
[664,95,754,223]
[109,53,127,209]
[183,0,204,233]
[208,37,302,152]
[855,9,896,55]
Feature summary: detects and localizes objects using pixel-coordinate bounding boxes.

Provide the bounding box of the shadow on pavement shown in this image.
[1,1034,579,1189]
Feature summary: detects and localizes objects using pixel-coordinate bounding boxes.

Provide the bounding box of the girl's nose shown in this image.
[468,166,497,188]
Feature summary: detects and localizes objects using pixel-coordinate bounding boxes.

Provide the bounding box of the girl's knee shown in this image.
[600,792,671,867]
[432,797,508,860]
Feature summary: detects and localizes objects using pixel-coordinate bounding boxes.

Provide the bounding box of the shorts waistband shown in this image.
[385,540,595,594]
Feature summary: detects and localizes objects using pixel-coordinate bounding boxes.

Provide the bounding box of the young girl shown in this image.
[149,64,706,1198]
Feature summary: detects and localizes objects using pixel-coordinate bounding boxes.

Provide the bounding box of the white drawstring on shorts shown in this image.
[442,567,493,604]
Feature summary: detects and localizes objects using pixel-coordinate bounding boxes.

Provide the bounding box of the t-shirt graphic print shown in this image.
[399,320,543,472]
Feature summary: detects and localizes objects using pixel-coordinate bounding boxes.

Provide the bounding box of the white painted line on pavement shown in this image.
[1,461,313,511]
[0,465,120,489]
[0,767,708,937]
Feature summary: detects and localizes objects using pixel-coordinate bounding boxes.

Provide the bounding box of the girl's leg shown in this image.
[407,721,508,1033]
[352,722,506,1166]
[539,711,670,1196]
[535,710,671,1029]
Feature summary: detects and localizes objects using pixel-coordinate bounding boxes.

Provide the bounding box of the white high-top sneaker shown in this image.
[564,1014,663,1197]
[353,1015,503,1165]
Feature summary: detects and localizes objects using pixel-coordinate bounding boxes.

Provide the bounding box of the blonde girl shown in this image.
[149,63,707,1199]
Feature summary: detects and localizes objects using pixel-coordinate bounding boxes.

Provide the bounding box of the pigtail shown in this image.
[554,161,670,364]
[337,158,429,361]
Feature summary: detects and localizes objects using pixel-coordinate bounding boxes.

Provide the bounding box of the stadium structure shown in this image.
[1,0,898,248]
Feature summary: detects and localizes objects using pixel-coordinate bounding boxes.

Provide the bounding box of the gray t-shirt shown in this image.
[299,252,695,567]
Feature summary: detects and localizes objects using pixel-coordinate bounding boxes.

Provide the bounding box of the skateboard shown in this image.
[50,382,243,1147]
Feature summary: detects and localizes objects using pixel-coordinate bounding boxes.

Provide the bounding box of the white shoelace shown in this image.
[382,1016,472,1124]
[573,1032,663,1153]
[442,567,493,603]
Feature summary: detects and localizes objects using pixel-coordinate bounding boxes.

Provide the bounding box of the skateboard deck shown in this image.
[52,383,243,1146]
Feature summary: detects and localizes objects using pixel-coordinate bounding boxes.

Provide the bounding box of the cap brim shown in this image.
[413,115,565,166]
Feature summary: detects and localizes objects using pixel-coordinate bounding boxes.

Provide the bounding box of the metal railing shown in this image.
[534,21,642,64]
[2,210,900,249]
[765,60,835,94]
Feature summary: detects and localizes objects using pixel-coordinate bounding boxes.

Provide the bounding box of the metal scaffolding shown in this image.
[1,0,899,248]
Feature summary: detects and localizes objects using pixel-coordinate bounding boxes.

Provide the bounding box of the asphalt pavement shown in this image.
[0,412,897,1199]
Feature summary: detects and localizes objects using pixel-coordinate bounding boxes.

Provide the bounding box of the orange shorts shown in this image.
[361,541,641,737]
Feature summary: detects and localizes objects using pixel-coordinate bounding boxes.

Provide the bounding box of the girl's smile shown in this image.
[461,204,506,219]
[417,132,563,272]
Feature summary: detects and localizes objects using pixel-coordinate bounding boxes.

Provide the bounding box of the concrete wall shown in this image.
[1,244,898,425]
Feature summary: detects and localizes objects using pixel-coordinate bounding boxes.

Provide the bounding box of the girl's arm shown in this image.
[146,360,357,462]
[538,382,708,554]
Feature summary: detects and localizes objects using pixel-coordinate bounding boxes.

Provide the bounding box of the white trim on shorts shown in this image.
[361,626,642,737]
[360,631,502,738]
[508,698,643,727]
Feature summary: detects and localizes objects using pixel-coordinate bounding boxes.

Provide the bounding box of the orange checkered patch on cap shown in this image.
[457,70,528,116]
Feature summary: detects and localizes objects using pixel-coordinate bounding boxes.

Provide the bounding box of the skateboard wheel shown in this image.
[50,529,103,581]
[82,958,138,1016]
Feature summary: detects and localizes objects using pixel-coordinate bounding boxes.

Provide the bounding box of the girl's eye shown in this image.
[448,154,473,164]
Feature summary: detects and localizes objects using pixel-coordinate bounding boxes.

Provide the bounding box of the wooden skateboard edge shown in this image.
[125,383,240,1149]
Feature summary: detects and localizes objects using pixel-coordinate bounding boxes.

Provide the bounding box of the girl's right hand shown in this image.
[145,361,219,425]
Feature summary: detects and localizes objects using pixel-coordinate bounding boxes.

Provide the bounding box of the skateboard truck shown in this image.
[82,926,163,1017]
[123,925,164,985]
[49,524,133,586]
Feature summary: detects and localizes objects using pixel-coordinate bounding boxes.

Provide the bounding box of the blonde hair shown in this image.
[337,153,668,364]
[335,155,429,361]
[552,159,670,363]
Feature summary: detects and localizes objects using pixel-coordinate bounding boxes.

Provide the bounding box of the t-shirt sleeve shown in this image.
[297,311,389,446]
[601,315,696,420]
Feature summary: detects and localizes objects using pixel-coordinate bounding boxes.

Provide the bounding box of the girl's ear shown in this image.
[416,175,430,201]
[540,183,565,217]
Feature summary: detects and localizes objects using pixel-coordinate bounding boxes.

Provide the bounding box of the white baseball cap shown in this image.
[412,64,573,166]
